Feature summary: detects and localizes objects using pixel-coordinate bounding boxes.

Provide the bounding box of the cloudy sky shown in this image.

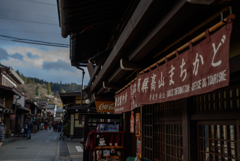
[0,0,89,85]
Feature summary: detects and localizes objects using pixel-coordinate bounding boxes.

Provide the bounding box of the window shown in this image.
[198,121,238,161]
[154,122,183,161]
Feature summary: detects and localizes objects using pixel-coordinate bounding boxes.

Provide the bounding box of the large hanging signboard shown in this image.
[95,98,115,113]
[115,20,232,113]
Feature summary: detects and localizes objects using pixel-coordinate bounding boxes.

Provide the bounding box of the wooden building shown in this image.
[0,64,24,132]
[60,90,95,139]
[57,0,240,160]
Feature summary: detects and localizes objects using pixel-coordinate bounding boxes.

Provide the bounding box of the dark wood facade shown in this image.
[57,0,240,160]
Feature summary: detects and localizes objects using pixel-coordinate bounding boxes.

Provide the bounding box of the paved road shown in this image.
[0,129,74,161]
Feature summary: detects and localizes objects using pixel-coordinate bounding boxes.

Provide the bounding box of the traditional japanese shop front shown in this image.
[114,12,240,161]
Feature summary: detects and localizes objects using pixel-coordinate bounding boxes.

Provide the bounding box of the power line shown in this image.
[13,40,69,48]
[0,34,69,47]
[0,16,58,26]
[0,38,69,48]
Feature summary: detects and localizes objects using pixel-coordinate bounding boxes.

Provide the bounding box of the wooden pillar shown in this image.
[182,98,190,161]
[123,111,136,160]
[182,98,197,161]
[83,115,89,161]
[237,119,240,159]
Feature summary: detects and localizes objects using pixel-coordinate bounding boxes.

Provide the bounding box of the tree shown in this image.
[47,83,52,95]
[36,86,40,96]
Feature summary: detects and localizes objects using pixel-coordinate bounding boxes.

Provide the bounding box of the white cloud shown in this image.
[1,46,90,84]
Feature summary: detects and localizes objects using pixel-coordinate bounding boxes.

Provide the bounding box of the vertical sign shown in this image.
[130,111,134,133]
[135,113,141,136]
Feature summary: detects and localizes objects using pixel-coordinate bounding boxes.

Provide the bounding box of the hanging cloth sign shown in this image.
[114,17,233,113]
[115,87,130,114]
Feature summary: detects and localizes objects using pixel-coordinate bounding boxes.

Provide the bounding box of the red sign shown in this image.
[130,111,134,133]
[114,19,232,114]
[95,99,115,113]
[10,114,16,120]
[130,82,139,110]
[115,87,130,114]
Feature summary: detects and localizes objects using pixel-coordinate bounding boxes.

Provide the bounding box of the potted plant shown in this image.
[6,129,11,138]
[33,126,37,133]
[63,123,70,138]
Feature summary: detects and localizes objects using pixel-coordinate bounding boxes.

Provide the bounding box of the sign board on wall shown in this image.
[10,114,16,120]
[115,19,233,114]
[95,98,115,113]
[135,113,141,136]
[130,111,134,133]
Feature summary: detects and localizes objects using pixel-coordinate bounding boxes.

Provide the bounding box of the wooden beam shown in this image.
[97,87,107,95]
[120,57,142,70]
[87,62,94,76]
[128,0,187,62]
[108,67,128,83]
[182,98,190,161]
[103,81,119,89]
[191,111,240,120]
[90,0,154,93]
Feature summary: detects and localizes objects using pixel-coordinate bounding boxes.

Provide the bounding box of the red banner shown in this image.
[130,81,139,110]
[136,72,150,105]
[115,87,130,114]
[115,20,232,114]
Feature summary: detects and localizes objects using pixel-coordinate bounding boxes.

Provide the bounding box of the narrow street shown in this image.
[0,129,82,161]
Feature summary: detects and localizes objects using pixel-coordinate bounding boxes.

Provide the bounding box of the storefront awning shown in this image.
[0,85,21,96]
[17,106,30,112]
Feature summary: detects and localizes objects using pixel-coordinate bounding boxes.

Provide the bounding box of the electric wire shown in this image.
[0,34,69,48]
[0,35,68,46]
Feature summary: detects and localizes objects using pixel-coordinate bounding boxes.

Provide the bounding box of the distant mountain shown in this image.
[16,70,83,102]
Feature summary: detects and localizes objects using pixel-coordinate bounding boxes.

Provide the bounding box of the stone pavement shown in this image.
[0,129,83,161]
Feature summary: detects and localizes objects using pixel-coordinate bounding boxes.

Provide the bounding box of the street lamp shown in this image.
[85,99,90,104]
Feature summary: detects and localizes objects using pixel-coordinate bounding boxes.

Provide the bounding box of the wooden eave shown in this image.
[89,0,176,93]
[90,1,233,95]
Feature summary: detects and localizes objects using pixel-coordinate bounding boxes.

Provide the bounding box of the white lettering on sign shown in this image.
[158,72,164,88]
[180,58,187,82]
[211,35,226,67]
[207,70,226,86]
[99,103,115,111]
[193,53,204,76]
[115,107,124,112]
[141,77,149,93]
[167,84,190,97]
[169,65,175,85]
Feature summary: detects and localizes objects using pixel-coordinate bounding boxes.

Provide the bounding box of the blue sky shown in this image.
[0,0,89,85]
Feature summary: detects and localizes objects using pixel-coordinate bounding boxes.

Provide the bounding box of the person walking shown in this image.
[52,121,56,132]
[49,121,52,130]
[23,120,28,138]
[27,120,32,139]
[44,121,48,131]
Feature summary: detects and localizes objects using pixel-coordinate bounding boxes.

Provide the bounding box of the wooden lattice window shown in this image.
[154,121,183,161]
[198,121,239,161]
[194,85,240,113]
[143,105,153,160]
[154,100,182,117]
